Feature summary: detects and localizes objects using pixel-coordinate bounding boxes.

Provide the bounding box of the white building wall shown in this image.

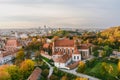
[54,58,72,69]
[79,49,89,55]
[72,54,81,61]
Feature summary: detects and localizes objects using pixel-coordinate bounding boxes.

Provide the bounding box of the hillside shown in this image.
[100,26,120,38]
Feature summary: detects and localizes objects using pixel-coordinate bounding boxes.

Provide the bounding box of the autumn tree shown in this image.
[118,60,120,72]
[16,50,25,60]
[77,61,86,73]
[61,74,69,80]
[100,62,108,76]
[117,60,120,79]
[7,65,21,80]
[0,65,11,80]
[76,77,88,80]
[20,59,35,80]
[0,71,11,80]
[15,50,25,66]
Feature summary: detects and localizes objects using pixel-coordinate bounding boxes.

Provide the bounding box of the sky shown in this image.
[0,0,120,29]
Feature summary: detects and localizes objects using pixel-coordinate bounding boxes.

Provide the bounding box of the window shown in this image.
[68,49,70,54]
[64,49,65,53]
[74,56,76,59]
[77,56,79,59]
[72,50,73,53]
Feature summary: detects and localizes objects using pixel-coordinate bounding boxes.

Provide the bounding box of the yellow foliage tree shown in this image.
[0,71,11,80]
[20,59,35,79]
[61,75,68,80]
[0,65,11,80]
[78,61,85,68]
[0,64,9,71]
[77,61,86,73]
[118,60,120,72]
[76,77,88,80]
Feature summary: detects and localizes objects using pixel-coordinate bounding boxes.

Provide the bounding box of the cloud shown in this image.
[0,0,120,28]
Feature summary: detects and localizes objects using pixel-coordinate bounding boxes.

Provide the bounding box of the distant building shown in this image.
[20,33,28,39]
[0,49,17,64]
[5,38,22,51]
[0,38,22,64]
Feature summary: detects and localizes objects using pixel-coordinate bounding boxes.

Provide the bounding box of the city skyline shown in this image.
[0,0,120,29]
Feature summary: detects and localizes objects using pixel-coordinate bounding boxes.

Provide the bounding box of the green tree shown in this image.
[41,69,49,78]
[103,45,113,56]
[93,50,99,57]
[100,50,107,57]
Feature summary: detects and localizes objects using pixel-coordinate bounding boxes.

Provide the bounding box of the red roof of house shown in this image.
[77,45,89,49]
[74,49,80,54]
[0,50,18,57]
[53,53,71,63]
[5,39,20,47]
[67,61,79,69]
[54,39,74,47]
[27,67,42,80]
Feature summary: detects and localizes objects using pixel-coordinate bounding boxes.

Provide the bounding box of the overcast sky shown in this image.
[0,0,120,29]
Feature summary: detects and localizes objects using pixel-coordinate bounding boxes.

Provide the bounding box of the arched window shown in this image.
[72,50,74,53]
[68,49,70,54]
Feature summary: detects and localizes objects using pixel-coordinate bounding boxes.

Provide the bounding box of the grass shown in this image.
[84,60,118,80]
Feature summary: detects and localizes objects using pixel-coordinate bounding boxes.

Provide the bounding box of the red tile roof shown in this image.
[53,53,71,63]
[27,67,42,80]
[5,39,20,47]
[74,49,80,54]
[0,50,18,57]
[77,45,89,49]
[54,39,74,47]
[67,61,79,69]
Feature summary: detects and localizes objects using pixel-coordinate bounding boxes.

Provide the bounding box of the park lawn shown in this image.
[85,62,118,79]
[88,62,101,74]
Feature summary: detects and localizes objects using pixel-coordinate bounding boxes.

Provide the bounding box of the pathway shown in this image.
[42,59,54,78]
[59,68,100,80]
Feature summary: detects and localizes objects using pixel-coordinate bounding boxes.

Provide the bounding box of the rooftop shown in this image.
[53,53,71,63]
[27,67,42,80]
[54,38,74,47]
